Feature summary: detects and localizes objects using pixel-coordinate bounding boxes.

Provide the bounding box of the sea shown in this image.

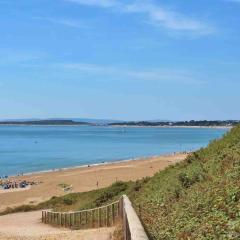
[0,126,228,176]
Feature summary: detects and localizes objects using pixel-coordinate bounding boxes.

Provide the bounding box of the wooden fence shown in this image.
[42,200,120,230]
[42,195,149,240]
[121,195,149,240]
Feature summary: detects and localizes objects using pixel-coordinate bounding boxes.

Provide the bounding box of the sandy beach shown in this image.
[0,153,187,211]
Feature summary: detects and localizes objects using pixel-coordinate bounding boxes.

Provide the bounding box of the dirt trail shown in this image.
[0,211,114,240]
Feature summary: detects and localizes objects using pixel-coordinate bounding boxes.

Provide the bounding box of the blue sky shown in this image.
[0,0,240,120]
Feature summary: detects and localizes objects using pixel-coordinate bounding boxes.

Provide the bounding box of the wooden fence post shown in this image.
[106,206,109,227]
[59,213,61,226]
[85,211,88,228]
[119,196,123,218]
[79,212,82,229]
[91,210,94,228]
[73,213,75,228]
[64,213,67,228]
[98,208,101,228]
[69,213,71,228]
[112,203,115,225]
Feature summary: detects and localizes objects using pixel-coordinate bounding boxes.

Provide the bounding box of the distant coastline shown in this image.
[108,125,232,129]
[0,124,232,129]
[108,120,239,128]
[0,119,238,128]
[0,120,91,126]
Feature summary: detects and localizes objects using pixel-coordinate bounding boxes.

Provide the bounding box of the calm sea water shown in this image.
[0,126,228,176]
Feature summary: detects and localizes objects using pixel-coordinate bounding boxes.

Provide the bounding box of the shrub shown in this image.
[133,180,142,192]
[0,205,38,216]
[95,181,128,206]
[62,195,76,205]
[178,173,192,188]
[174,186,181,199]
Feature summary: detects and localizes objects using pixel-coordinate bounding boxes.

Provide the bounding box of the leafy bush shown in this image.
[178,173,192,188]
[133,177,150,192]
[0,205,38,216]
[62,195,76,205]
[95,181,128,206]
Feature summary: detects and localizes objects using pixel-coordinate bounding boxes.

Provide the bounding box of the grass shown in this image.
[1,125,240,239]
[58,183,71,189]
[0,179,149,215]
[131,125,240,239]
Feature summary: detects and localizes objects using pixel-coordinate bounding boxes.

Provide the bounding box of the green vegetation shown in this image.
[58,183,70,189]
[109,120,239,127]
[131,124,240,239]
[2,125,240,239]
[0,180,145,215]
[0,120,90,125]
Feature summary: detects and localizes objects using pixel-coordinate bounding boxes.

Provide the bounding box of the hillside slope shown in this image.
[131,125,240,239]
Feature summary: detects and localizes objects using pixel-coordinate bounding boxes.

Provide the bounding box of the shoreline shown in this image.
[0,152,188,211]
[9,151,189,178]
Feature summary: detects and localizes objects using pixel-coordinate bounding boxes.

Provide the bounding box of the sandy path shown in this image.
[0,211,114,240]
[0,153,187,211]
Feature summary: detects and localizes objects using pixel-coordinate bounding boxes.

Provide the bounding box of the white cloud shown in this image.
[125,3,213,34]
[0,49,47,64]
[61,63,205,85]
[66,0,117,8]
[65,0,214,35]
[34,17,89,29]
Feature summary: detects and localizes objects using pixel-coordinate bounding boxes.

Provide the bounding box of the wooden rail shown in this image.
[120,195,149,240]
[42,195,149,239]
[42,200,120,230]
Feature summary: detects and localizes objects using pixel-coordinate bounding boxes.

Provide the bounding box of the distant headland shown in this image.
[0,119,90,126]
